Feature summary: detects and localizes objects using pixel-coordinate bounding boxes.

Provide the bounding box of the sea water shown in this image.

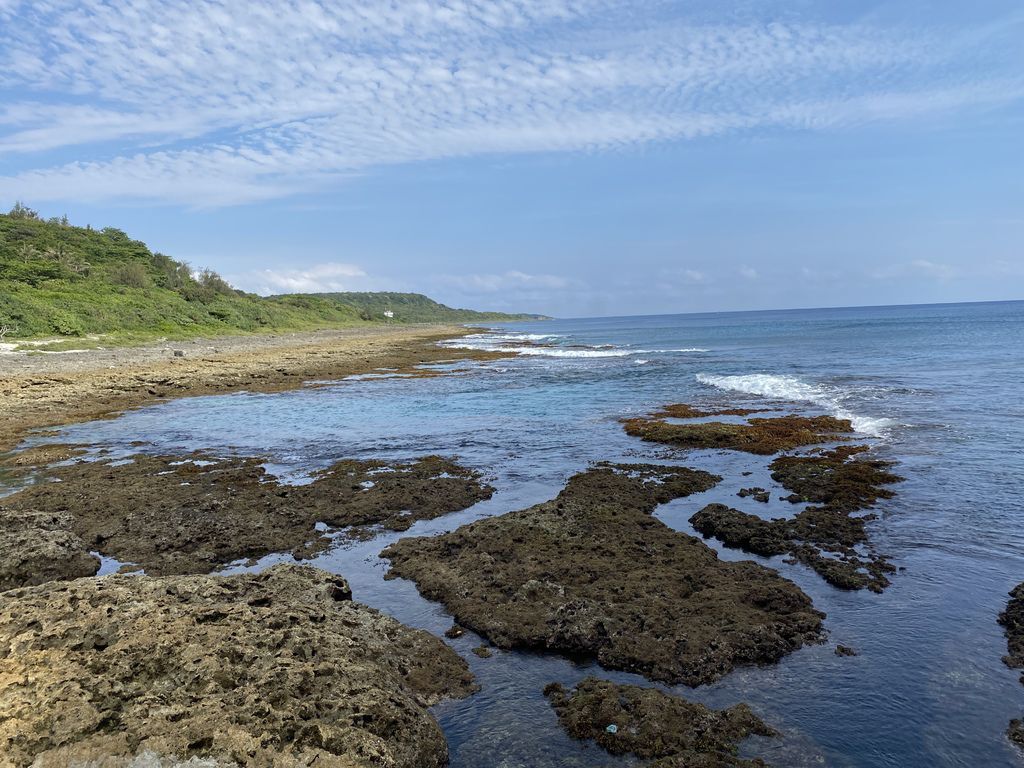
[35,300,1024,767]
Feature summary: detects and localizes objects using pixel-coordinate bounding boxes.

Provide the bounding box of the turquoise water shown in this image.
[43,300,1024,766]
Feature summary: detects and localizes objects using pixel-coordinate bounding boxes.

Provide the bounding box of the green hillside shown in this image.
[0,204,543,344]
[304,292,549,324]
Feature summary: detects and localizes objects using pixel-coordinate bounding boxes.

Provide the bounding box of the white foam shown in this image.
[512,346,633,358]
[443,332,712,359]
[695,373,894,437]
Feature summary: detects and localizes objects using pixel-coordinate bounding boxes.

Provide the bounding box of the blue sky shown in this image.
[1,0,1021,317]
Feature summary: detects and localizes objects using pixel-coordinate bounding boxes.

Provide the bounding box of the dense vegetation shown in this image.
[306,292,547,324]
[0,204,540,342]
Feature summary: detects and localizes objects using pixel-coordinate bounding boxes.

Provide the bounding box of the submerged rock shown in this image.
[3,452,493,578]
[622,407,854,455]
[383,463,824,686]
[0,564,476,767]
[0,507,100,592]
[738,487,770,503]
[690,446,902,592]
[544,677,775,767]
[1000,582,1024,749]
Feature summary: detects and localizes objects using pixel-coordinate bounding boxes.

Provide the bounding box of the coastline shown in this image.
[0,324,493,453]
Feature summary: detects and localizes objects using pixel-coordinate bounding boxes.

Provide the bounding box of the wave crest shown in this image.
[695,373,894,436]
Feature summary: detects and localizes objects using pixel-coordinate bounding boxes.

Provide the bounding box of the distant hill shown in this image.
[303,292,550,324]
[0,204,545,342]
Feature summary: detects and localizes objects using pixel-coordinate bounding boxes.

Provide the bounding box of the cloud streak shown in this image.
[232,262,368,295]
[0,1,1019,206]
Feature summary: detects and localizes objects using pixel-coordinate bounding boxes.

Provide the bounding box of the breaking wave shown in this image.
[694,373,894,436]
[443,333,710,359]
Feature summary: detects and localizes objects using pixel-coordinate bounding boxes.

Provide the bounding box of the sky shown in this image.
[0,0,1021,318]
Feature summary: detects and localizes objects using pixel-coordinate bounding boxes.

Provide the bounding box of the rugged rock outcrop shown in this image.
[0,507,99,592]
[3,452,492,577]
[622,407,854,455]
[383,463,824,686]
[690,446,901,592]
[0,564,476,767]
[545,677,775,767]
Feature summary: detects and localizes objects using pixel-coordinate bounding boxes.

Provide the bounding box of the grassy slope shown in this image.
[304,291,550,323]
[0,209,541,342]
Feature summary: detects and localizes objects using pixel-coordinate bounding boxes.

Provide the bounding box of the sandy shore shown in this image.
[0,325,481,453]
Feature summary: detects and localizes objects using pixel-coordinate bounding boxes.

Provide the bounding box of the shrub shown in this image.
[111,262,151,288]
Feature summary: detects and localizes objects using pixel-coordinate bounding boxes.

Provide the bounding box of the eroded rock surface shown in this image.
[622,407,854,455]
[383,463,824,686]
[999,583,1024,749]
[690,446,901,592]
[4,452,492,577]
[0,507,100,592]
[0,564,476,767]
[545,677,775,767]
[647,404,766,419]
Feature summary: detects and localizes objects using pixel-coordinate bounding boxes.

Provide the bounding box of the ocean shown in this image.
[45,299,1024,767]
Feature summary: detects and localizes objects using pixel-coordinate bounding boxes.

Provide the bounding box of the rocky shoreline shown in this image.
[0,343,911,766]
[3,451,493,581]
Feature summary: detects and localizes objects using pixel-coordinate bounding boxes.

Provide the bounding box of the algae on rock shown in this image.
[383,463,824,686]
[545,677,776,768]
[3,452,493,578]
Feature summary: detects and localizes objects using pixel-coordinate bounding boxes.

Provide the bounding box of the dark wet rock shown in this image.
[999,583,1024,749]
[0,564,475,767]
[622,408,854,455]
[649,404,766,419]
[738,487,770,503]
[0,507,100,592]
[769,445,900,512]
[4,452,493,577]
[472,645,493,658]
[383,463,824,686]
[1008,720,1024,749]
[999,583,1024,677]
[690,447,901,593]
[445,623,466,639]
[545,677,775,767]
[835,645,858,657]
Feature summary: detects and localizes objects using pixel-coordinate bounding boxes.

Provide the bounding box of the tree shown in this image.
[8,201,40,220]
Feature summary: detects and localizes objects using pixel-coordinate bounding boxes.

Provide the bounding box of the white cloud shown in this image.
[437,270,570,294]
[232,262,368,295]
[0,1,1019,205]
[909,259,956,280]
[870,259,957,281]
[739,266,759,280]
